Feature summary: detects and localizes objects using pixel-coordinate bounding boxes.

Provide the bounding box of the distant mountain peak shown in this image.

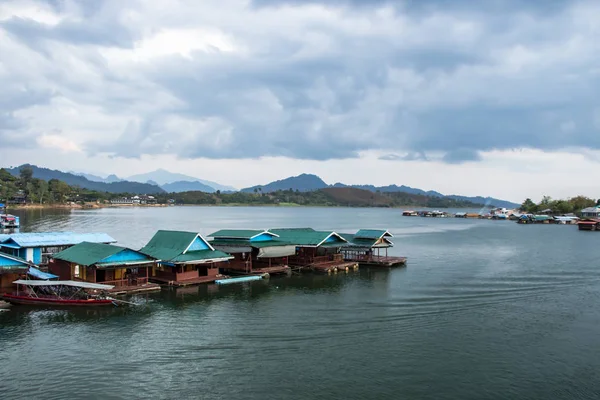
[242,173,328,193]
[127,169,236,192]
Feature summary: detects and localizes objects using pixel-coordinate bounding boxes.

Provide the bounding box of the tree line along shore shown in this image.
[2,166,596,211]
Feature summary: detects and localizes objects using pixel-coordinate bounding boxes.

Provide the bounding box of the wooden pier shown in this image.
[150,275,226,287]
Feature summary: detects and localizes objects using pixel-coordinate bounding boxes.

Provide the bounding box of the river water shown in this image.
[1,206,600,399]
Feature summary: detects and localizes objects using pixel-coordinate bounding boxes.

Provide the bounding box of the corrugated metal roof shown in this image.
[140,230,201,260]
[12,280,114,290]
[209,230,278,240]
[354,229,393,239]
[210,239,292,248]
[140,230,229,264]
[0,232,116,248]
[269,228,347,247]
[53,242,130,266]
[28,266,59,280]
[0,252,32,267]
[171,250,233,263]
[340,233,393,249]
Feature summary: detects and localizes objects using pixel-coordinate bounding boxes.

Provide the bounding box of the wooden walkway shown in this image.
[149,275,223,287]
[108,283,161,295]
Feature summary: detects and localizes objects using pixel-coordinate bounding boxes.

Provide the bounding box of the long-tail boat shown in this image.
[1,280,117,307]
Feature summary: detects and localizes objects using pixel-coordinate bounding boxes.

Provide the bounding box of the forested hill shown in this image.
[160,187,485,208]
[7,164,164,194]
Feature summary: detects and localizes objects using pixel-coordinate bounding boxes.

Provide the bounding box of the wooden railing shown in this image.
[99,277,149,287]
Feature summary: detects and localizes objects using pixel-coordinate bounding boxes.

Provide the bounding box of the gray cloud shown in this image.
[0,0,599,163]
[379,152,428,161]
[442,149,481,164]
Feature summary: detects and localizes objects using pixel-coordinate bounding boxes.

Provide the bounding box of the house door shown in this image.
[96,269,105,283]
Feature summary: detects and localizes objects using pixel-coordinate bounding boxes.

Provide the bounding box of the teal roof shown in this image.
[0,252,32,269]
[269,228,347,247]
[170,250,233,263]
[210,238,292,248]
[354,229,393,240]
[340,233,393,249]
[140,230,231,264]
[53,242,153,267]
[209,230,278,240]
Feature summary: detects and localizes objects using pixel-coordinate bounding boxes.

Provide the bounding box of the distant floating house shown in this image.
[340,229,407,267]
[269,228,354,273]
[209,230,296,276]
[50,242,161,294]
[140,230,233,286]
[580,206,600,218]
[0,232,116,265]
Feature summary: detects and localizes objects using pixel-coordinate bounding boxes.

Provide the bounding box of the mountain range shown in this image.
[9,165,164,194]
[4,165,519,208]
[242,173,519,208]
[71,168,237,193]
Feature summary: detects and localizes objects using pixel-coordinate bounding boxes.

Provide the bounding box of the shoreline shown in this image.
[6,203,487,210]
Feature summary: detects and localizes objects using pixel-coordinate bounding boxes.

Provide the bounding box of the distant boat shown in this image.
[0,203,19,229]
[1,280,117,307]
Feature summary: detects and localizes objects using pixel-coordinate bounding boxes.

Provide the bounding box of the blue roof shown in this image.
[0,232,116,248]
[27,266,59,280]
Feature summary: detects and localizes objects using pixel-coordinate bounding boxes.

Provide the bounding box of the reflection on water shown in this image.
[2,207,600,399]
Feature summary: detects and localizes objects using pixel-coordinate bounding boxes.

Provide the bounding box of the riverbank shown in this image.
[6,202,488,210]
[7,203,168,210]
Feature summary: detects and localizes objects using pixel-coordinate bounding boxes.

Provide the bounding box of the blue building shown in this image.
[0,252,33,289]
[0,232,116,265]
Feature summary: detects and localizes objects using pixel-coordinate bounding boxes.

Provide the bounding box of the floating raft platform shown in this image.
[345,256,408,268]
[311,261,359,274]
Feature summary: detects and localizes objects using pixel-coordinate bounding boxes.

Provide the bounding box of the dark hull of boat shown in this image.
[1,294,115,307]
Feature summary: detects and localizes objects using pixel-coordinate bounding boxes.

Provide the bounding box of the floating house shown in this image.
[341,229,407,267]
[49,242,160,294]
[402,210,418,217]
[0,253,33,289]
[577,218,600,231]
[580,206,600,218]
[0,232,116,266]
[140,230,233,286]
[554,216,579,225]
[208,230,295,276]
[269,228,354,273]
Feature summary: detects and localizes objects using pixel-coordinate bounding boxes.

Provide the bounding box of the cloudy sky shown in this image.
[1,0,599,202]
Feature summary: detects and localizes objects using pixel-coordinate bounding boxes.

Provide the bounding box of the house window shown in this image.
[74,265,80,278]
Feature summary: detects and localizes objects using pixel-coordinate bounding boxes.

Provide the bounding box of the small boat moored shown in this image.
[1,280,117,307]
[0,203,19,229]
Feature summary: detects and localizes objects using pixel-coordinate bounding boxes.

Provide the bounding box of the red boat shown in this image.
[2,280,117,307]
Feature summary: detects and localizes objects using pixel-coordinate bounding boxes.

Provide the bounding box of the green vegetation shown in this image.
[520,195,598,214]
[157,187,483,208]
[0,166,133,205]
[1,166,484,208]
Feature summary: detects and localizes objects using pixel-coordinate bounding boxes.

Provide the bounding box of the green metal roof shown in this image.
[170,250,232,263]
[354,229,393,239]
[208,229,277,240]
[140,230,231,264]
[140,230,204,260]
[53,242,154,267]
[53,242,125,266]
[269,228,347,247]
[210,238,292,248]
[340,233,394,249]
